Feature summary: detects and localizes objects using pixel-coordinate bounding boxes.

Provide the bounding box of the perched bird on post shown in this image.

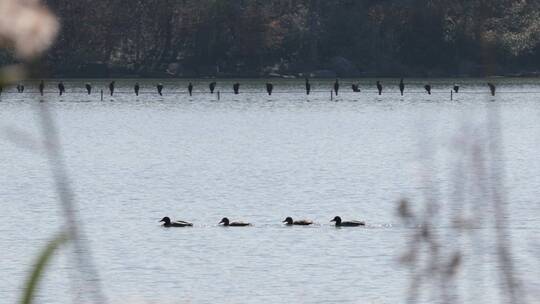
[376,81,383,95]
[266,83,273,95]
[351,84,360,92]
[85,83,92,95]
[58,82,65,96]
[157,83,164,96]
[399,78,405,96]
[134,83,140,96]
[334,79,339,95]
[424,84,432,95]
[109,81,115,96]
[188,82,193,96]
[305,78,311,95]
[209,82,216,94]
[453,84,459,93]
[233,83,240,94]
[39,80,45,96]
[488,83,496,96]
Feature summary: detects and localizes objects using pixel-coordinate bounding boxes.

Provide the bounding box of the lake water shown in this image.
[0,79,539,304]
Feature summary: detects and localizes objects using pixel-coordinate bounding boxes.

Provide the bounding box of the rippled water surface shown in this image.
[1,79,539,303]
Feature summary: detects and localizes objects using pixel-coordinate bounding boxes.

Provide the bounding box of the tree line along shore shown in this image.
[3,1,540,78]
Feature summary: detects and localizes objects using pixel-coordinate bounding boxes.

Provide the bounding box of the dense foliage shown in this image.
[16,0,540,77]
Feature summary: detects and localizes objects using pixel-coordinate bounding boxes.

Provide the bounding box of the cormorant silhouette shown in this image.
[376,81,383,95]
[334,79,339,95]
[305,78,311,95]
[424,84,431,95]
[134,83,140,96]
[58,82,65,96]
[85,83,92,95]
[453,84,459,93]
[488,83,496,96]
[109,81,115,96]
[157,83,164,96]
[399,78,405,96]
[188,82,193,96]
[39,80,45,96]
[266,83,273,95]
[209,82,216,94]
[233,83,240,94]
[351,84,360,92]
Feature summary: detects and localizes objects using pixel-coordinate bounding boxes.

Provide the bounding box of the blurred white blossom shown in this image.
[0,0,59,59]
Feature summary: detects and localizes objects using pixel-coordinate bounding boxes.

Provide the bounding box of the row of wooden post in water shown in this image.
[0,79,498,97]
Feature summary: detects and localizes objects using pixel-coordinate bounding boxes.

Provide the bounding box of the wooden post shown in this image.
[450,90,453,101]
[217,91,220,101]
[100,89,103,101]
[330,90,333,101]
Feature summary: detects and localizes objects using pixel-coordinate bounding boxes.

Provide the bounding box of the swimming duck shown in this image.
[283,217,313,226]
[330,216,365,227]
[219,217,250,227]
[159,217,193,227]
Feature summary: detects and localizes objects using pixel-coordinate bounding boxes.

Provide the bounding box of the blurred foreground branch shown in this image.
[398,101,525,304]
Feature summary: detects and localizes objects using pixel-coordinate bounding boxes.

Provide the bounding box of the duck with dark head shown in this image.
[219,217,251,227]
[330,216,365,227]
[159,217,193,227]
[283,217,313,226]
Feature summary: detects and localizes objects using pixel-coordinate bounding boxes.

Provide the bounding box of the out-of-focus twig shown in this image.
[20,233,68,304]
[37,102,107,304]
[399,96,526,304]
[486,102,523,304]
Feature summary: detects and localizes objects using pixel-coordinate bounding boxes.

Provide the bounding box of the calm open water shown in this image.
[0,79,539,304]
